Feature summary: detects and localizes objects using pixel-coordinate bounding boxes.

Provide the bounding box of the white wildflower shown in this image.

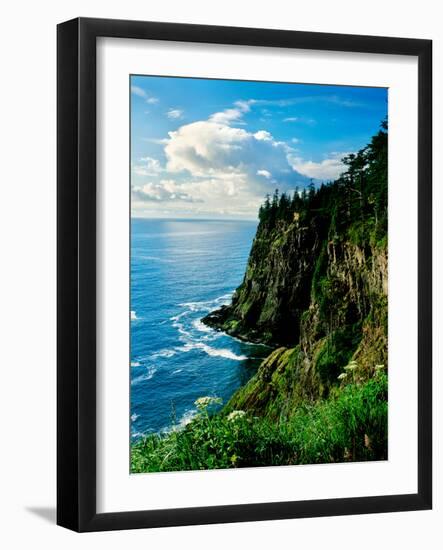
[227,410,246,422]
[194,396,222,410]
[337,372,348,380]
[344,362,358,371]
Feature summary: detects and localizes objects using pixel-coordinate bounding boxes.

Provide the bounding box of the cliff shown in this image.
[203,216,321,346]
[225,237,387,419]
[203,123,388,418]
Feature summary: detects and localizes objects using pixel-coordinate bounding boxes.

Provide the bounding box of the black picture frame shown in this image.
[57,17,432,532]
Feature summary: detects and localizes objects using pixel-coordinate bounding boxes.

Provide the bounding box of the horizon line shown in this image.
[131,216,258,222]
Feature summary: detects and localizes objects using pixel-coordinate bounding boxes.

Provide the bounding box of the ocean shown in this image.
[130,218,269,440]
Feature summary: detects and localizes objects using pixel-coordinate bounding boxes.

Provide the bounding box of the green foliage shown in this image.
[311,241,328,301]
[257,120,387,245]
[315,325,362,386]
[131,372,388,472]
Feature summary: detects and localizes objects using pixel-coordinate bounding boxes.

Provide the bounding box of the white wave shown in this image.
[178,301,204,312]
[170,311,188,322]
[175,341,246,361]
[163,409,198,434]
[151,349,176,359]
[198,343,247,361]
[177,325,192,338]
[177,409,197,428]
[131,361,141,367]
[131,413,139,422]
[179,291,233,313]
[172,368,183,374]
[170,311,193,339]
[215,292,234,305]
[131,310,138,320]
[131,366,157,386]
[175,343,194,353]
[192,318,212,333]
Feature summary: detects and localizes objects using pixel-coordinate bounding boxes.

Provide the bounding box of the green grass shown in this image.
[131,372,387,473]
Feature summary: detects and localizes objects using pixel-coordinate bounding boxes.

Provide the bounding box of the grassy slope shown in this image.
[131,371,387,472]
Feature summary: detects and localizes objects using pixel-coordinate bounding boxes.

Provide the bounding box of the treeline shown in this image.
[258,119,388,244]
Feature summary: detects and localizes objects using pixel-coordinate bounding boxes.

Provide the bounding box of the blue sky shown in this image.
[131,75,387,219]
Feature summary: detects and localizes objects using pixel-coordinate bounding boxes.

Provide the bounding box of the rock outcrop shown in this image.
[203,123,388,418]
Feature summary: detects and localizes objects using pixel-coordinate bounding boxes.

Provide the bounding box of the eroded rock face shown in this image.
[203,218,321,346]
[204,214,387,418]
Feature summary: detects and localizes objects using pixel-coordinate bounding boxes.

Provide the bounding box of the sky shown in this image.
[131,75,387,220]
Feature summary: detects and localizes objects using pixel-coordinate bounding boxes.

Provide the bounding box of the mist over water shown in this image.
[131,218,269,439]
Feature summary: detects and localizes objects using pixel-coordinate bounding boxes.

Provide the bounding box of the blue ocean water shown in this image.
[130,218,269,440]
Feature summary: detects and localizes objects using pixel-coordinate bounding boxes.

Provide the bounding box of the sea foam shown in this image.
[175,341,247,361]
[130,366,157,386]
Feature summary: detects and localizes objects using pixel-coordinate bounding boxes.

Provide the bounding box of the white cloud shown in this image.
[132,180,199,203]
[208,100,254,125]
[284,116,316,126]
[131,85,158,104]
[167,109,184,119]
[133,99,315,217]
[257,170,272,179]
[254,130,273,141]
[288,152,349,180]
[131,85,147,98]
[143,137,170,145]
[254,95,365,109]
[163,118,309,201]
[132,156,163,177]
[164,121,249,177]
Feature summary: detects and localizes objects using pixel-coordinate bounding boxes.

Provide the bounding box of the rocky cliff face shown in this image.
[222,233,387,418]
[204,124,388,419]
[203,216,321,346]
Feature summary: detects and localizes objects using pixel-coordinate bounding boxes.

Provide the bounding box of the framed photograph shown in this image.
[57,17,432,532]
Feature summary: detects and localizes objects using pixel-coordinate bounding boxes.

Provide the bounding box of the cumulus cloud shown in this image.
[253,130,273,141]
[167,109,184,119]
[131,98,327,216]
[132,180,200,203]
[163,119,308,193]
[288,152,349,180]
[165,121,248,177]
[132,156,163,177]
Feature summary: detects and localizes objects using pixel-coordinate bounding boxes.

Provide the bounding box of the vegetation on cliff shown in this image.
[132,121,389,471]
[132,370,387,472]
[203,119,388,351]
